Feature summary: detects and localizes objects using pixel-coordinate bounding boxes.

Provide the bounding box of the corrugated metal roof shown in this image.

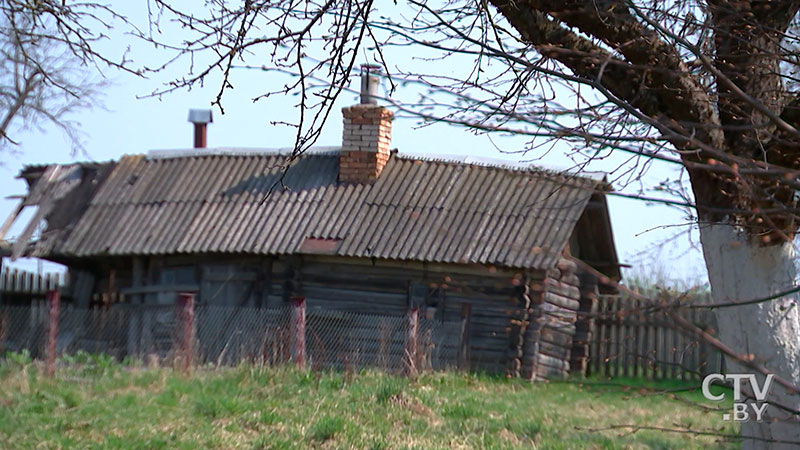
[29,151,603,269]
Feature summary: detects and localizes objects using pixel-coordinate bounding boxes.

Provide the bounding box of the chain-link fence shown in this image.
[0,299,463,374]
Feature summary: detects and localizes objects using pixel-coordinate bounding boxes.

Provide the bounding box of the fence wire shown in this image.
[0,303,461,373]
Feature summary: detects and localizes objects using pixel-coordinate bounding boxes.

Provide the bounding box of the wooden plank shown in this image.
[669,315,678,379]
[300,254,537,279]
[674,310,683,380]
[613,296,621,377]
[621,297,630,378]
[696,308,709,379]
[604,297,614,377]
[122,284,200,295]
[632,298,641,378]
[598,296,608,378]
[647,304,656,379]
[590,296,601,376]
[0,201,22,240]
[657,312,667,380]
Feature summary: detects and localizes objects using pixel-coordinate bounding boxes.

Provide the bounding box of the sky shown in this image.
[0,3,709,285]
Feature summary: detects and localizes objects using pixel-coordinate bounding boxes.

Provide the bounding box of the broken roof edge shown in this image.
[17,160,117,184]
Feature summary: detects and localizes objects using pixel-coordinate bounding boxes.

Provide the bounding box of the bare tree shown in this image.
[0,1,134,154]
[7,0,800,446]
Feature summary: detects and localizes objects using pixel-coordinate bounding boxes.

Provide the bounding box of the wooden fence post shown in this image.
[458,303,472,371]
[405,307,419,376]
[0,306,6,355]
[698,310,713,378]
[177,292,195,372]
[46,290,60,377]
[290,296,306,369]
[0,277,4,354]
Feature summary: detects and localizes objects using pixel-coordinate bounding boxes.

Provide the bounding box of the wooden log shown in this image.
[539,340,571,360]
[543,279,581,300]
[541,319,576,335]
[556,258,578,274]
[560,274,581,288]
[540,302,578,321]
[540,326,573,348]
[543,291,580,312]
[536,363,568,379]
[537,351,570,372]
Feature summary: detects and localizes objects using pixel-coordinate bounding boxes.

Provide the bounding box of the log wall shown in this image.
[531,257,582,380]
[82,253,596,378]
[118,254,540,375]
[292,256,530,374]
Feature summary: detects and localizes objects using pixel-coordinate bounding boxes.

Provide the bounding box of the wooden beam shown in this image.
[0,201,23,241]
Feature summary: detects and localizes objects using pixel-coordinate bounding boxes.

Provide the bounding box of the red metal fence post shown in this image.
[177,292,195,372]
[46,290,60,377]
[405,307,419,376]
[290,297,306,368]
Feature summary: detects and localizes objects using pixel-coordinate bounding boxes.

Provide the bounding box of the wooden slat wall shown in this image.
[0,269,64,295]
[589,294,725,380]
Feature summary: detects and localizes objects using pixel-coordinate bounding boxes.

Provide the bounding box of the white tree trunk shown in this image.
[700,224,800,448]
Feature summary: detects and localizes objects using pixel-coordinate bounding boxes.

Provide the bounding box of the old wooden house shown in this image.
[3,82,621,379]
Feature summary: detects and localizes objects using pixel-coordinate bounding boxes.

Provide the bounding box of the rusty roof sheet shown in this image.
[30,151,603,269]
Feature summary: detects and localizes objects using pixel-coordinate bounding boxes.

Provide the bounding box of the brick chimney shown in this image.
[339,65,393,183]
[188,109,213,148]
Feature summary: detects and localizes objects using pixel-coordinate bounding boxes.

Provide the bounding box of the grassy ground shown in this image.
[0,354,738,449]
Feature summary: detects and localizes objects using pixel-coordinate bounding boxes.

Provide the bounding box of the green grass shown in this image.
[0,355,738,449]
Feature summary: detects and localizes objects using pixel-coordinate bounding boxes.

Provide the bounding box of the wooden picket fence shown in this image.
[0,268,64,295]
[588,294,725,380]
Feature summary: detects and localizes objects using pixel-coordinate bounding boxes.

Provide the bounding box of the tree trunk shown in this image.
[700,224,800,448]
